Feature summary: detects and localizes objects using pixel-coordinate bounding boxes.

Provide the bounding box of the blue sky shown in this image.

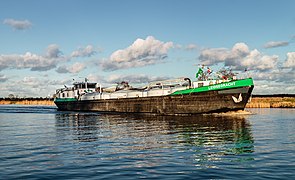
[0,0,294,97]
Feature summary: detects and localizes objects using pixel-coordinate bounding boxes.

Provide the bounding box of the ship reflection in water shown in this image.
[55,112,254,169]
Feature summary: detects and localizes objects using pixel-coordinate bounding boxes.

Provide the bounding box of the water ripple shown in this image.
[0,106,294,179]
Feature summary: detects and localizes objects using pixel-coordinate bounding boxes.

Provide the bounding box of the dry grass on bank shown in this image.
[0,100,54,106]
[246,97,295,108]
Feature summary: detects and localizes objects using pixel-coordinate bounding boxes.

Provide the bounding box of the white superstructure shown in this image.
[55,78,192,101]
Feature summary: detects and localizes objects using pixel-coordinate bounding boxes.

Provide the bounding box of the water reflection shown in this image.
[55,113,254,168]
[55,113,102,142]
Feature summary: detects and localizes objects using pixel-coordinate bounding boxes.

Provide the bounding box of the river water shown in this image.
[0,105,294,179]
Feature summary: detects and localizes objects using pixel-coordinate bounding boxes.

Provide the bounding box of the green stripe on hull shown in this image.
[54,98,77,102]
[171,78,254,95]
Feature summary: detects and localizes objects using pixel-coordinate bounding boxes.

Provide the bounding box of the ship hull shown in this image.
[54,85,254,115]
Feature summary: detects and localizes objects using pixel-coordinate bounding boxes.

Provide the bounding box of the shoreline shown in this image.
[0,98,54,106]
[1,96,295,108]
[246,97,295,108]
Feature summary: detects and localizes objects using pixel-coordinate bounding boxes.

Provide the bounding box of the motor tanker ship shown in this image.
[54,69,254,115]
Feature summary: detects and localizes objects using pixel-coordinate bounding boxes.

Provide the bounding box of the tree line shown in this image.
[1,94,54,101]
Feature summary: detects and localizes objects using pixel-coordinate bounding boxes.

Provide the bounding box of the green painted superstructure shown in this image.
[171,78,254,95]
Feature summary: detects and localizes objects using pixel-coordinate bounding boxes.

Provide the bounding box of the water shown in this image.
[0,105,294,179]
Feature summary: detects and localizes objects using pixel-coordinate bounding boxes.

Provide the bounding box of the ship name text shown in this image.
[207,82,236,90]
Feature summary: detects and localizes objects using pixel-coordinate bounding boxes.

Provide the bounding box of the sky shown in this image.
[0,0,294,97]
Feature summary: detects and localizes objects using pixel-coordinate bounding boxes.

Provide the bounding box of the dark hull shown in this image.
[55,86,254,115]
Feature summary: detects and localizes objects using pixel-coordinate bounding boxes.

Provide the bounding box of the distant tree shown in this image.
[8,94,15,99]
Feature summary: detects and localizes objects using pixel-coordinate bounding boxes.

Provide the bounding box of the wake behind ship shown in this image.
[54,68,254,115]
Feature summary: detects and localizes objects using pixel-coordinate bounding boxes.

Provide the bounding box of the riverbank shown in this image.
[0,98,54,106]
[246,95,295,108]
[1,95,295,108]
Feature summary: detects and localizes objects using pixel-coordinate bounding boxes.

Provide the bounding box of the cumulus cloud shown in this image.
[277,69,295,83]
[283,52,295,69]
[22,76,40,88]
[3,18,32,30]
[0,44,66,72]
[55,66,69,74]
[184,44,198,51]
[101,36,174,71]
[0,74,8,82]
[69,62,85,73]
[46,44,62,58]
[56,62,85,74]
[253,69,282,81]
[199,42,278,71]
[264,41,289,48]
[254,78,295,94]
[250,51,295,87]
[241,50,278,71]
[71,45,97,57]
[0,76,73,97]
[86,74,105,83]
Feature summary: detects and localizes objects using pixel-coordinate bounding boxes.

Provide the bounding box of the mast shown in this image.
[85,78,88,91]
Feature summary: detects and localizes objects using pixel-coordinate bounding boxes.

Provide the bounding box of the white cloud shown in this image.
[0,74,8,82]
[101,36,174,71]
[71,45,97,57]
[55,66,68,73]
[3,18,32,30]
[56,62,85,74]
[22,76,39,88]
[264,41,289,48]
[199,42,278,71]
[184,44,198,51]
[0,76,73,97]
[283,52,295,69]
[248,60,294,92]
[253,82,295,94]
[199,48,230,65]
[69,62,85,73]
[232,43,250,57]
[277,70,295,83]
[241,49,279,71]
[86,74,104,83]
[253,69,281,81]
[46,44,62,58]
[0,44,66,71]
